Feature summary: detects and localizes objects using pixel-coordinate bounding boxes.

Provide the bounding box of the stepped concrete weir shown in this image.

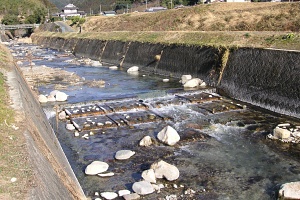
[5,34,299,199]
[32,34,300,118]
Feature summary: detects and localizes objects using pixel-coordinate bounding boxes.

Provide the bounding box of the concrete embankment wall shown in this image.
[31,34,300,118]
[13,63,86,199]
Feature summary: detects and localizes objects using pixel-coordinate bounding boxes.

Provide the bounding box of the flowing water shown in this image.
[10,43,300,200]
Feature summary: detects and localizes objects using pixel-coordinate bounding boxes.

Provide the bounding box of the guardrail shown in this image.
[0,24,40,30]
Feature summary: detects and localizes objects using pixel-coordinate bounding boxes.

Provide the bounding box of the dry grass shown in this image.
[0,44,32,200]
[82,2,300,32]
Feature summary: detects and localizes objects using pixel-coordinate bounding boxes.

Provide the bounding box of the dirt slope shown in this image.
[82,2,300,32]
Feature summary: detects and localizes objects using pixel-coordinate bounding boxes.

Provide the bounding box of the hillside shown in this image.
[0,0,56,16]
[82,2,300,32]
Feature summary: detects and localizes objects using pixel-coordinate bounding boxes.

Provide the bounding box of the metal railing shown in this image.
[0,24,40,30]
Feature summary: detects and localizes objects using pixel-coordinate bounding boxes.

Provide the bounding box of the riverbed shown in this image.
[10,43,300,200]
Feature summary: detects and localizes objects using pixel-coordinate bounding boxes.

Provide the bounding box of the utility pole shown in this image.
[99,4,102,14]
[146,0,147,10]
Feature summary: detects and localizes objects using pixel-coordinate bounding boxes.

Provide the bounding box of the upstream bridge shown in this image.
[0,24,40,32]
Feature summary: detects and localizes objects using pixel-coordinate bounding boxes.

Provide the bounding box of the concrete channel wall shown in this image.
[13,63,86,199]
[31,34,300,118]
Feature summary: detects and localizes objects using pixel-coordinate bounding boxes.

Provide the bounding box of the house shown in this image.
[103,11,116,16]
[145,7,167,12]
[59,4,86,18]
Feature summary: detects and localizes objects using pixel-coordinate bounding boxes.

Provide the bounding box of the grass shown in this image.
[34,30,300,50]
[0,44,32,200]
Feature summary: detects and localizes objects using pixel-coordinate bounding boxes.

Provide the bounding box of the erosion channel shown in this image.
[10,42,300,200]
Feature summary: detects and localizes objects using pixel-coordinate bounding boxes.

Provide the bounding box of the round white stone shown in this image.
[85,161,109,175]
[157,125,180,146]
[66,123,75,131]
[109,66,118,70]
[118,189,131,196]
[183,78,203,88]
[47,95,56,102]
[142,169,156,183]
[38,94,48,103]
[115,150,135,160]
[279,182,300,200]
[151,160,180,181]
[55,91,68,101]
[100,192,118,200]
[50,90,59,97]
[98,172,115,177]
[132,181,154,195]
[180,75,192,84]
[139,136,153,147]
[127,66,139,72]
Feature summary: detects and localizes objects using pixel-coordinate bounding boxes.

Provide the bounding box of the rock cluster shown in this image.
[267,123,300,143]
[180,74,206,88]
[38,90,68,103]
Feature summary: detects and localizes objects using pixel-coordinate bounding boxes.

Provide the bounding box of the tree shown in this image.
[1,14,21,25]
[25,7,47,24]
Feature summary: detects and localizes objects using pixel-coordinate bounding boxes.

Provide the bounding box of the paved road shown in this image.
[54,21,75,33]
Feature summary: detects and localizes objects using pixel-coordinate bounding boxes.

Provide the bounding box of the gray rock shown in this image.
[115,150,135,160]
[279,181,300,200]
[150,160,180,181]
[132,181,154,195]
[85,161,109,175]
[157,126,180,146]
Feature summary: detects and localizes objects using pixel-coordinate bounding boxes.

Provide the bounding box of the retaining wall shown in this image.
[13,62,86,199]
[31,34,300,118]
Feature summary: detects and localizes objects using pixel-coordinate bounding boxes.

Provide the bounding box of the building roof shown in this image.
[63,4,78,10]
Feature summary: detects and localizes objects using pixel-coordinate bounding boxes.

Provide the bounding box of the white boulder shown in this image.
[279,182,300,200]
[142,169,156,183]
[183,78,203,88]
[127,66,139,73]
[91,61,102,67]
[115,150,135,160]
[139,136,153,147]
[38,94,48,103]
[100,192,118,200]
[274,127,291,139]
[55,91,68,102]
[58,111,67,120]
[98,172,114,177]
[157,126,180,146]
[47,95,56,102]
[180,75,192,84]
[123,193,140,200]
[85,161,109,175]
[150,160,180,181]
[109,66,118,70]
[118,189,131,196]
[66,123,75,131]
[132,181,154,195]
[50,90,59,97]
